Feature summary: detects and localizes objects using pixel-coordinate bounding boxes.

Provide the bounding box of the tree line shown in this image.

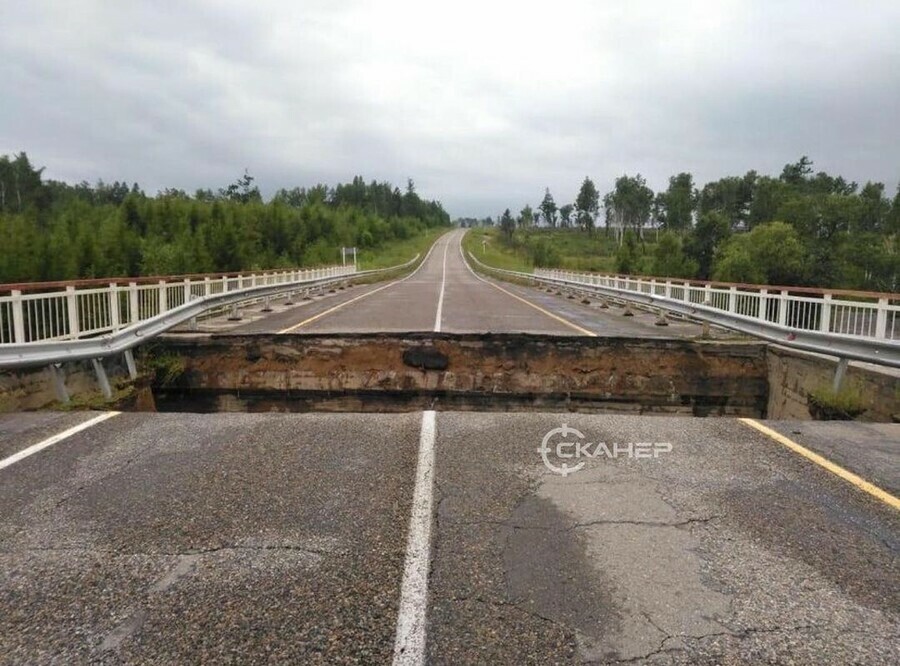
[0,153,450,283]
[478,157,899,291]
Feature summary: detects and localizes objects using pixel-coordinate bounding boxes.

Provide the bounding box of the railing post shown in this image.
[820,293,833,333]
[703,284,712,307]
[875,298,888,339]
[204,277,211,297]
[109,283,120,331]
[158,280,168,313]
[183,278,191,305]
[778,290,788,326]
[66,285,80,338]
[664,280,671,299]
[758,289,768,321]
[128,282,139,324]
[728,286,737,313]
[11,290,25,343]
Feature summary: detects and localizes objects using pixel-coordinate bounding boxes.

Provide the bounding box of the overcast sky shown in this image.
[2,0,898,217]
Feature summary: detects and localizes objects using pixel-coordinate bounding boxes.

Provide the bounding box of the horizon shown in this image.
[2,1,899,218]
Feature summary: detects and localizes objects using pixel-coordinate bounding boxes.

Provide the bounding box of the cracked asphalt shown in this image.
[2,231,899,664]
[1,411,897,664]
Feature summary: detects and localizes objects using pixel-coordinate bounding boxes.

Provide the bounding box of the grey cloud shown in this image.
[1,1,898,218]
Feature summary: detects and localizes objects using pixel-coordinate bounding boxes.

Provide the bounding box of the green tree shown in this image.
[655,173,696,232]
[857,181,889,233]
[539,187,558,227]
[575,177,600,232]
[518,204,535,229]
[615,231,641,273]
[713,222,807,285]
[499,208,515,238]
[603,174,654,243]
[559,203,574,228]
[651,232,698,278]
[685,211,731,279]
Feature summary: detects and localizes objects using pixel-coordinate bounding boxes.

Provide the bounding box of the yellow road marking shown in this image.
[278,279,401,333]
[739,418,900,510]
[458,239,596,336]
[482,280,598,336]
[278,232,448,333]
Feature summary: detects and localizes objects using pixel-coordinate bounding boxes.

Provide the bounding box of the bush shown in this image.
[807,384,867,420]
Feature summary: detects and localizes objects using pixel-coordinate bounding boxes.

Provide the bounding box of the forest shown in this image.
[0,152,450,283]
[475,157,899,292]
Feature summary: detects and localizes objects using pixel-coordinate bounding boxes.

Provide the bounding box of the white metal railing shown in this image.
[464,249,900,367]
[536,269,899,342]
[0,266,355,346]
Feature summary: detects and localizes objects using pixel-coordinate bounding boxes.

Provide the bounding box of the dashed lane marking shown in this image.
[433,240,449,332]
[392,410,437,665]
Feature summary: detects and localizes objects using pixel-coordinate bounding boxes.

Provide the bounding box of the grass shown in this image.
[462,228,625,274]
[462,228,532,273]
[357,227,449,271]
[807,384,867,420]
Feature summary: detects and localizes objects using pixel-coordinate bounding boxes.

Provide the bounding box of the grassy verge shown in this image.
[462,227,624,273]
[462,228,532,273]
[357,227,449,270]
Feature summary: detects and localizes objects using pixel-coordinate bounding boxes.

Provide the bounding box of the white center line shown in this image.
[0,411,120,471]
[392,409,437,665]
[433,239,450,333]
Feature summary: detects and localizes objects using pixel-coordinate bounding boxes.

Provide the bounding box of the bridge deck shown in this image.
[1,231,897,664]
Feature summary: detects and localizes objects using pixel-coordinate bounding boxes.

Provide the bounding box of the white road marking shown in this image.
[456,235,597,336]
[0,412,120,471]
[433,239,450,332]
[278,233,446,333]
[392,410,437,665]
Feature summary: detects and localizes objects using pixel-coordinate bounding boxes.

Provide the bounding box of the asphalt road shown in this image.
[0,411,897,664]
[2,231,898,664]
[224,229,724,338]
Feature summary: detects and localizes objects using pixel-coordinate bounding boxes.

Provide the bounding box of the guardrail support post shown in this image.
[65,285,80,339]
[128,282,139,325]
[109,283,120,331]
[158,280,168,313]
[777,291,788,326]
[123,349,138,380]
[875,298,888,339]
[91,358,113,399]
[261,296,272,313]
[11,289,25,343]
[227,303,243,321]
[820,294,833,333]
[832,357,849,392]
[48,364,69,404]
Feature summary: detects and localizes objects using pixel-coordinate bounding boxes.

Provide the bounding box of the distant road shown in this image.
[228,229,714,338]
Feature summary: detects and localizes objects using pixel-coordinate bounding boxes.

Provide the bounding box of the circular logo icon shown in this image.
[537,423,586,476]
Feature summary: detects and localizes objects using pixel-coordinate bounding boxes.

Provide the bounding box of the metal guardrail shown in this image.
[0,255,421,373]
[466,251,900,370]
